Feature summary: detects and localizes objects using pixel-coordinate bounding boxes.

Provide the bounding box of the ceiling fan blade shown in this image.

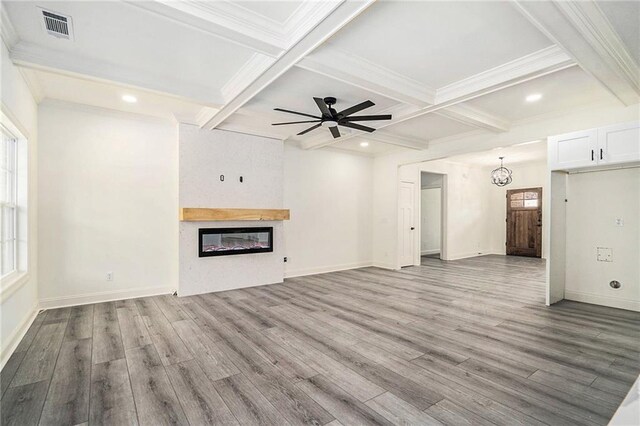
[341,114,392,121]
[274,108,321,119]
[339,121,375,133]
[272,120,321,126]
[297,123,322,136]
[338,100,375,117]
[329,126,341,138]
[313,97,331,117]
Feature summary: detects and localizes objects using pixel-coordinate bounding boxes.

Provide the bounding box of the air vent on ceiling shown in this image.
[40,8,73,40]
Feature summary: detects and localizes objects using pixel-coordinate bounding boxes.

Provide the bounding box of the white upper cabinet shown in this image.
[598,122,640,166]
[548,129,598,170]
[549,122,640,171]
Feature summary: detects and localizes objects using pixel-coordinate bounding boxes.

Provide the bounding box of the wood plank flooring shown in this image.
[1,255,639,425]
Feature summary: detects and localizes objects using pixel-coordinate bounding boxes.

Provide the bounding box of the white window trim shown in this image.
[0,109,29,301]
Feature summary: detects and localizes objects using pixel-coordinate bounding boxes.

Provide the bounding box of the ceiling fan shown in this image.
[272,97,391,139]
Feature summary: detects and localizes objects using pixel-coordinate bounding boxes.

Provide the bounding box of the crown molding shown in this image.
[17,68,44,104]
[297,46,435,106]
[435,104,510,133]
[0,5,18,49]
[513,0,640,106]
[129,0,341,57]
[436,45,575,104]
[201,0,376,130]
[221,53,276,102]
[9,41,224,107]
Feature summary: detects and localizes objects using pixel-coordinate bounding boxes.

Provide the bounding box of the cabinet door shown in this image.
[548,129,598,170]
[598,122,640,165]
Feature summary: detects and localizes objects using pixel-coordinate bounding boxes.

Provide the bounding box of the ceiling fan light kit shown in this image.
[272,96,392,139]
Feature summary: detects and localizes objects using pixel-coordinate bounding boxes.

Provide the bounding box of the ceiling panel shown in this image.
[319,1,553,88]
[389,114,478,141]
[597,1,640,65]
[464,66,615,122]
[31,69,207,121]
[4,1,255,97]
[241,67,402,140]
[233,1,305,24]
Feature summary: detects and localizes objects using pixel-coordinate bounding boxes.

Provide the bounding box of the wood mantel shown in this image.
[180,208,290,221]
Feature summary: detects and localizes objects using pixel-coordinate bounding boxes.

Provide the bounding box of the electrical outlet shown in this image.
[106,272,113,281]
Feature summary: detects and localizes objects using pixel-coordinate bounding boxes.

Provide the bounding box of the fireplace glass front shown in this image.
[199,227,273,257]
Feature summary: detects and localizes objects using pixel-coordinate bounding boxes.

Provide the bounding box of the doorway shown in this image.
[506,187,542,257]
[420,172,444,263]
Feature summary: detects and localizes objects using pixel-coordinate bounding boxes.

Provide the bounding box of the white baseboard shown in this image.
[285,261,373,278]
[445,251,492,261]
[1,302,39,370]
[371,262,399,271]
[421,249,440,255]
[39,286,174,310]
[564,290,640,312]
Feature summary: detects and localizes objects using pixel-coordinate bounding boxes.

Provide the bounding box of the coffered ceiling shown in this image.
[2,0,638,156]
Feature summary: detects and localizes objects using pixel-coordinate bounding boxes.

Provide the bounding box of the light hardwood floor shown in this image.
[1,255,639,425]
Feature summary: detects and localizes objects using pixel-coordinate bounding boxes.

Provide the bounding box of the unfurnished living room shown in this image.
[1,0,639,425]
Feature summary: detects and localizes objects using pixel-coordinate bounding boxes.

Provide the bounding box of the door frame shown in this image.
[506,186,543,258]
[417,174,447,264]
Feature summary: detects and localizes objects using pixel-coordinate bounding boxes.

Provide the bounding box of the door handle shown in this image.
[410,227,415,230]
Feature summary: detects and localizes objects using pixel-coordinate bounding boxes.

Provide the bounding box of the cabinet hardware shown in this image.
[591,150,594,161]
[600,148,603,160]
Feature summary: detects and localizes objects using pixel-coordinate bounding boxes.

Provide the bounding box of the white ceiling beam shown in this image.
[9,41,225,107]
[434,104,510,133]
[296,48,435,106]
[200,0,376,130]
[303,45,573,150]
[513,0,640,106]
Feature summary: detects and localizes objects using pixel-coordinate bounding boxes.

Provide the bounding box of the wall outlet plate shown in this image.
[596,247,613,262]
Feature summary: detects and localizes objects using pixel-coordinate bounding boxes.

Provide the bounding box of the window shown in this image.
[1,125,17,278]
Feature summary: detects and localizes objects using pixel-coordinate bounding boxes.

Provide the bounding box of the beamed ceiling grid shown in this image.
[1,0,638,155]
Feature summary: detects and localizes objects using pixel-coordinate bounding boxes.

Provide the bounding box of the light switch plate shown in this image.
[597,247,613,262]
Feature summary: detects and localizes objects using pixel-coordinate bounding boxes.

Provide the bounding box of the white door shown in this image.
[548,129,598,170]
[598,122,640,165]
[399,181,415,267]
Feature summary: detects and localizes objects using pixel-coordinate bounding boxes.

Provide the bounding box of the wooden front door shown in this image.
[506,187,542,258]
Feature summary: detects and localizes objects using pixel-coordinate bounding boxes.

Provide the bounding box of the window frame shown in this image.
[0,110,30,301]
[1,128,18,278]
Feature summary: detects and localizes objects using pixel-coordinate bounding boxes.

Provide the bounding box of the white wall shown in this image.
[179,126,284,296]
[565,167,640,311]
[420,188,441,255]
[38,101,178,307]
[283,145,373,277]
[484,160,547,256]
[1,41,39,368]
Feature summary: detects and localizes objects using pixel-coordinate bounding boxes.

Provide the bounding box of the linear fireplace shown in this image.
[199,227,273,257]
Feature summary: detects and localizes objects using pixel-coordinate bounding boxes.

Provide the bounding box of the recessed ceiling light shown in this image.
[122,94,137,103]
[360,141,369,147]
[525,93,542,103]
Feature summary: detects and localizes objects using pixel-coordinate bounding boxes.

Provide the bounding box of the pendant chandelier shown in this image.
[490,156,513,187]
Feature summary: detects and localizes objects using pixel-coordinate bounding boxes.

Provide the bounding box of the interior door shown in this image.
[399,181,415,267]
[506,187,542,258]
